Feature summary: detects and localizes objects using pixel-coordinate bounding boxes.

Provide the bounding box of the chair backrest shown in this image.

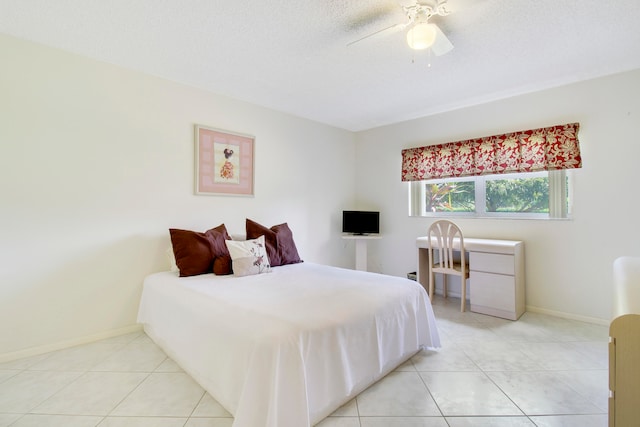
[427,220,465,270]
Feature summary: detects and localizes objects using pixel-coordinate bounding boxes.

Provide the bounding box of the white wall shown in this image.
[355,68,640,323]
[0,34,356,358]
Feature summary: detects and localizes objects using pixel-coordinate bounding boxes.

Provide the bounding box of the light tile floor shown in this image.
[0,296,609,427]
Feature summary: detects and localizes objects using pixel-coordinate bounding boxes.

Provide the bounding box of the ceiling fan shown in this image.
[348,0,454,56]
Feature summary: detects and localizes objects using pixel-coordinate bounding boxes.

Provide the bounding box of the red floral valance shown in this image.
[401,123,582,181]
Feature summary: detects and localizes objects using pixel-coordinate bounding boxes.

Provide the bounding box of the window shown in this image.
[409,170,571,219]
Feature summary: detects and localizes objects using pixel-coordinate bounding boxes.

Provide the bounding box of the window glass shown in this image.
[425,181,475,213]
[408,170,571,219]
[485,172,548,214]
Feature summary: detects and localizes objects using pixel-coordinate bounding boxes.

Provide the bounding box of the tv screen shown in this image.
[342,211,380,235]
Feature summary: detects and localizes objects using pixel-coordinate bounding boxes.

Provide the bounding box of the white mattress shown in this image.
[137,262,440,427]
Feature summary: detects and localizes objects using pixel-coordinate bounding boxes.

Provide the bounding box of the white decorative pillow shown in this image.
[225,235,271,277]
[167,246,179,273]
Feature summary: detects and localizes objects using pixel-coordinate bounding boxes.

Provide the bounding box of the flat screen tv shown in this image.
[342,210,380,235]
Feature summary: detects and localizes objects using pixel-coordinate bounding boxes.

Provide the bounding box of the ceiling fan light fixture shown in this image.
[406,23,436,50]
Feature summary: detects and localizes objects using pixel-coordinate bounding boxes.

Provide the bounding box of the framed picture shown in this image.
[195,125,255,196]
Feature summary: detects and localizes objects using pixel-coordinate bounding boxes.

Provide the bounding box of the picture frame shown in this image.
[195,124,255,196]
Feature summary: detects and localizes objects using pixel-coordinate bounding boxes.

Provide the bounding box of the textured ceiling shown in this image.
[2,0,640,131]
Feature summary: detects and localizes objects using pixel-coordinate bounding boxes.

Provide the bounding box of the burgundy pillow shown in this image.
[245,219,302,267]
[271,223,302,265]
[209,225,233,275]
[210,223,231,240]
[169,224,231,277]
[213,255,232,276]
[246,219,280,265]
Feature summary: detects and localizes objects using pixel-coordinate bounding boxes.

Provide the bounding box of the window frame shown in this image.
[408,170,572,220]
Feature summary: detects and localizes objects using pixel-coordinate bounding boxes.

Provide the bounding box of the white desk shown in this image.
[342,234,381,271]
[416,236,525,320]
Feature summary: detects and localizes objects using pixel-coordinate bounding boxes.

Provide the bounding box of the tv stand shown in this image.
[342,234,381,271]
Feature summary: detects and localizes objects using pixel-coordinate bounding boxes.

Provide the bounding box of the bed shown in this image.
[137,262,440,427]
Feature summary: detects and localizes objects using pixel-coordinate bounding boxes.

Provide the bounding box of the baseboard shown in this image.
[432,287,609,326]
[525,304,609,326]
[0,324,143,364]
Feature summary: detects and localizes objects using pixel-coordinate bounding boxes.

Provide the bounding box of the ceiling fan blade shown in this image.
[431,23,454,56]
[347,22,406,47]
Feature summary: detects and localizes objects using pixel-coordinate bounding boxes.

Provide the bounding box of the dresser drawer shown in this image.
[469,271,515,312]
[469,252,515,275]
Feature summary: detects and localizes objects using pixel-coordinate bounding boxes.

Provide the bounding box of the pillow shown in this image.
[209,227,233,276]
[245,219,302,267]
[166,246,179,273]
[169,224,231,277]
[270,223,303,265]
[213,255,232,276]
[225,235,271,277]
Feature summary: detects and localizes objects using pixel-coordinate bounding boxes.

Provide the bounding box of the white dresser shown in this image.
[416,237,525,320]
[609,256,640,426]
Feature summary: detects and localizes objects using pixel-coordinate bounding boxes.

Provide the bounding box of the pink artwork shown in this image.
[195,125,254,196]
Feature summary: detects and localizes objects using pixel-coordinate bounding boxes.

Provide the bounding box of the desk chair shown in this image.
[427,220,470,312]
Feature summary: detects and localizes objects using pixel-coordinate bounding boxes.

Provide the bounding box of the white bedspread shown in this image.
[137,262,440,427]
